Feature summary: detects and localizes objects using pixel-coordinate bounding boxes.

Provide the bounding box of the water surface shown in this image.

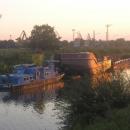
[0,82,64,130]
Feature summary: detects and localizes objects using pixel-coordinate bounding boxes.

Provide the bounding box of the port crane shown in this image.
[87,33,91,40]
[16,30,28,43]
[106,24,112,41]
[76,31,83,40]
[55,30,61,39]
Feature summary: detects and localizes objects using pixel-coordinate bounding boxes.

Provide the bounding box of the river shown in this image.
[0,70,130,130]
[0,82,64,130]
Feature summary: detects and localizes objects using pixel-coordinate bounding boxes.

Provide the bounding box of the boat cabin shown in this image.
[0,63,58,87]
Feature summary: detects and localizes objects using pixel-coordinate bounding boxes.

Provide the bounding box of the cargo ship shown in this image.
[57,52,111,74]
[0,62,64,89]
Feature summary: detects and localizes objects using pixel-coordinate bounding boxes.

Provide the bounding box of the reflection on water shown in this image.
[0,82,64,130]
[90,72,112,88]
[91,69,130,88]
[0,70,130,130]
[125,69,130,77]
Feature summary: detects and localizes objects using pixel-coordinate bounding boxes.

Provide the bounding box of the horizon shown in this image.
[0,0,130,41]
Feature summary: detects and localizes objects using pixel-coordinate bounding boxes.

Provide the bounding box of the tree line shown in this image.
[1,24,130,59]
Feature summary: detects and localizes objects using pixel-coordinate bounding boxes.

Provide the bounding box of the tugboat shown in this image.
[0,61,64,90]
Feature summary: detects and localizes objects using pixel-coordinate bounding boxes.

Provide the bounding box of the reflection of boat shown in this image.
[0,81,64,114]
[0,62,64,89]
[91,72,112,88]
[57,52,111,74]
[2,81,64,114]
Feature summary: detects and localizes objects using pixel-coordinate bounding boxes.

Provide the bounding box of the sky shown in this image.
[0,0,130,41]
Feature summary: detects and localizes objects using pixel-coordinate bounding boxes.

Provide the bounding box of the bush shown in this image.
[57,72,130,130]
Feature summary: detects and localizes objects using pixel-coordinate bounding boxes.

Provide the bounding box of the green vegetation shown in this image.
[0,48,33,73]
[29,24,60,51]
[0,48,56,74]
[0,24,130,60]
[32,53,44,66]
[74,105,130,130]
[59,40,130,60]
[0,24,130,130]
[57,72,130,130]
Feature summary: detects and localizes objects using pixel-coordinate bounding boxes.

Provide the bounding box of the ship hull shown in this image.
[1,74,64,90]
[58,52,111,75]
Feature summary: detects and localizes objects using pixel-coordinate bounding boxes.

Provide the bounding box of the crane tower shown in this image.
[106,24,112,41]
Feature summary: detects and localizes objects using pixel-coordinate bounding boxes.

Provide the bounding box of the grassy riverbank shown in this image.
[74,105,130,130]
[0,48,59,74]
[57,72,130,130]
[0,48,33,73]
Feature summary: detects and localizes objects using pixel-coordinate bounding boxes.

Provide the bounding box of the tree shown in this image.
[29,24,60,50]
[32,52,44,66]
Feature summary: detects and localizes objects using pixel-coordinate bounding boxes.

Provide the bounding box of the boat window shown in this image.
[24,77,29,81]
[36,71,40,76]
[45,72,48,76]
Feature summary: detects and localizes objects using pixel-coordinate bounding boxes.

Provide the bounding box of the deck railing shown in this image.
[114,58,130,64]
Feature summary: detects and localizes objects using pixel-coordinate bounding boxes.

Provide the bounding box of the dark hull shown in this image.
[1,74,64,91]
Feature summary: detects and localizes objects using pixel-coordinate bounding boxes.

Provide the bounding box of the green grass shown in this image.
[0,48,55,73]
[0,48,33,73]
[72,105,130,130]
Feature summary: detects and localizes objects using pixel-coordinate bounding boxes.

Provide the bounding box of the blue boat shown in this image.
[0,62,64,89]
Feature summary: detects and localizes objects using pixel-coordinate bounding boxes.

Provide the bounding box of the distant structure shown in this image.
[92,31,100,41]
[16,30,28,43]
[106,24,112,41]
[9,35,12,40]
[87,33,91,40]
[72,29,76,41]
[54,30,61,39]
[73,31,83,47]
[92,30,95,41]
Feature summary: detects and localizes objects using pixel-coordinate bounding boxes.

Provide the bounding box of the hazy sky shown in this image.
[0,0,130,41]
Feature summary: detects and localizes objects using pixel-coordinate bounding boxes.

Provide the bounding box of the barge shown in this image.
[57,52,111,74]
[0,62,64,90]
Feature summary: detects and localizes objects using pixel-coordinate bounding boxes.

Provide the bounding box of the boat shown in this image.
[57,52,111,74]
[0,62,64,90]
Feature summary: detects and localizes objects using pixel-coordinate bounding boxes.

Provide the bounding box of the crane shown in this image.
[92,30,100,41]
[106,24,112,41]
[76,31,83,40]
[16,30,28,43]
[72,29,76,41]
[87,33,91,40]
[55,30,61,39]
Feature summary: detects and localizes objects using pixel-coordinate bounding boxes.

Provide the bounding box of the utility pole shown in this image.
[87,33,91,40]
[106,24,111,41]
[92,31,100,41]
[72,29,75,41]
[93,30,95,41]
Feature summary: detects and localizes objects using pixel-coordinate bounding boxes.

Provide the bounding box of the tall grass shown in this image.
[0,48,33,73]
[57,72,130,130]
